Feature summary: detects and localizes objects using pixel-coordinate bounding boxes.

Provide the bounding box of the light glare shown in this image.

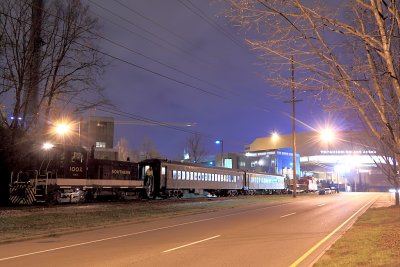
[42,142,54,150]
[320,128,335,142]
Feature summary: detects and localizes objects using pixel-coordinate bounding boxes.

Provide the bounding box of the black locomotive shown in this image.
[9,144,143,204]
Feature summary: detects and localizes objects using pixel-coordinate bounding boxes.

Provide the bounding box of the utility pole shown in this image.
[285,56,302,198]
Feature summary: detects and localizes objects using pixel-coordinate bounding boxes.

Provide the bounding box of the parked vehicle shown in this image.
[324,188,332,194]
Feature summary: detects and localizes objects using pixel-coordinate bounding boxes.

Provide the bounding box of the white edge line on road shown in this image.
[0,202,291,262]
[289,198,376,267]
[280,212,296,218]
[317,204,326,207]
[162,235,220,253]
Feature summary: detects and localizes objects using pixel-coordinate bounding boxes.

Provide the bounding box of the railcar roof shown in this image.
[139,158,285,177]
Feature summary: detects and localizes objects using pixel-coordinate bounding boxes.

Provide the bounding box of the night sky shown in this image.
[86,0,325,159]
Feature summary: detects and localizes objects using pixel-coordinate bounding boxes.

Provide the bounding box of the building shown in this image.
[80,116,117,160]
[246,131,393,192]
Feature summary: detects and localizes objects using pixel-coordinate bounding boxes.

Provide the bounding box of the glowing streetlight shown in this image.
[53,120,72,145]
[55,122,71,136]
[215,140,224,167]
[271,131,279,142]
[320,128,335,143]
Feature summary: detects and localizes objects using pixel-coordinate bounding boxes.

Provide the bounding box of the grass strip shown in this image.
[314,206,400,267]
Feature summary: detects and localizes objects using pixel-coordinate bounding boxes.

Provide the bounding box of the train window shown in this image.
[162,167,166,175]
[194,172,198,180]
[173,170,177,180]
[189,172,193,180]
[182,171,186,180]
[177,171,181,180]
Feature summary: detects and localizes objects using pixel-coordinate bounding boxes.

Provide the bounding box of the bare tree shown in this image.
[364,134,400,205]
[0,0,107,206]
[116,137,132,161]
[226,0,400,196]
[0,0,107,131]
[186,132,208,164]
[140,136,161,160]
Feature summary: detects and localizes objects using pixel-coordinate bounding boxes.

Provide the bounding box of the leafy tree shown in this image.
[226,0,400,200]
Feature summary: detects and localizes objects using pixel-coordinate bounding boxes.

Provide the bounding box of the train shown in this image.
[8,144,288,205]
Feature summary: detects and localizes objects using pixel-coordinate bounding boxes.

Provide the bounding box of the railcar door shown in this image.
[140,160,161,199]
[152,163,161,198]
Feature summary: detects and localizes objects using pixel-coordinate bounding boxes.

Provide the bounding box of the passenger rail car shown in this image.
[244,172,287,195]
[139,159,244,198]
[9,144,144,204]
[139,159,286,198]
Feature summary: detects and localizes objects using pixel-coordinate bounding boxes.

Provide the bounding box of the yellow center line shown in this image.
[289,198,376,267]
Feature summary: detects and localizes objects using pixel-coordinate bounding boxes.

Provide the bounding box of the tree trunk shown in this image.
[395,191,399,206]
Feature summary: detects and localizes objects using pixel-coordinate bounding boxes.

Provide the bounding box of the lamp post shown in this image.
[215,140,223,167]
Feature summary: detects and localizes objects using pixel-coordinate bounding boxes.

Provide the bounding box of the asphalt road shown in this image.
[0,192,381,267]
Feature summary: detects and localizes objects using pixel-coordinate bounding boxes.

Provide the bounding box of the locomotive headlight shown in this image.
[42,142,54,150]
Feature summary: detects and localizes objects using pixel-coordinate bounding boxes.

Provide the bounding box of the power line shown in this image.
[177,0,246,50]
[88,0,217,68]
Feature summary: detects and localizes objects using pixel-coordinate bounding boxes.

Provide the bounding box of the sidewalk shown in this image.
[371,192,395,208]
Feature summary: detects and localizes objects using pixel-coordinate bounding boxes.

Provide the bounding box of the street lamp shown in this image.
[320,128,336,143]
[53,120,72,145]
[215,140,224,167]
[271,131,279,142]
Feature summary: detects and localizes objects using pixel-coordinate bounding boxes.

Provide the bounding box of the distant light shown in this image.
[389,189,400,193]
[215,140,222,145]
[258,159,265,166]
[334,164,350,173]
[183,152,189,160]
[209,161,214,166]
[42,142,54,150]
[9,116,22,121]
[271,131,279,141]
